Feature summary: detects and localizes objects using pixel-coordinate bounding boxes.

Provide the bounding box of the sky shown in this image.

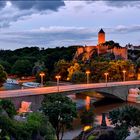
[0,0,140,50]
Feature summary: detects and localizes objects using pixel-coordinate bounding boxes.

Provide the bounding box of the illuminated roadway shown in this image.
[0,80,140,98]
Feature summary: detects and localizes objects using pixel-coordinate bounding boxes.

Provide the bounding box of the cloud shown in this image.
[0,26,98,48]
[84,0,140,8]
[11,0,65,11]
[105,1,140,8]
[1,25,140,49]
[0,1,6,9]
[0,0,65,28]
[108,25,140,34]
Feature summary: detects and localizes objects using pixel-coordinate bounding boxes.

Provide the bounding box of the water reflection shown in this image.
[85,96,90,110]
[64,93,125,139]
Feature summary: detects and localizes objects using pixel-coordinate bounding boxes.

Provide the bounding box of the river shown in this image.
[63,93,140,140]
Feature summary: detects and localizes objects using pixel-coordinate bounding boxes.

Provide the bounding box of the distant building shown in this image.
[126,44,140,51]
[74,29,128,61]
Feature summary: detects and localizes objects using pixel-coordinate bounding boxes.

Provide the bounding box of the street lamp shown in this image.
[55,75,61,92]
[39,72,45,87]
[104,72,109,85]
[86,70,90,84]
[122,70,126,81]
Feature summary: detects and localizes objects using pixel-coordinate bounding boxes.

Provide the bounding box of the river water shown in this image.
[63,93,140,140]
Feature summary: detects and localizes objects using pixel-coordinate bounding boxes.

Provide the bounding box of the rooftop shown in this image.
[98,28,105,34]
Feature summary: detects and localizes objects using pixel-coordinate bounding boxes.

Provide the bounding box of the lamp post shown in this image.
[86,70,90,84]
[104,72,109,86]
[39,72,45,87]
[122,70,126,81]
[55,75,61,92]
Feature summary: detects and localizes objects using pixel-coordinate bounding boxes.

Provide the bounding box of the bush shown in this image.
[71,71,86,83]
[0,99,16,118]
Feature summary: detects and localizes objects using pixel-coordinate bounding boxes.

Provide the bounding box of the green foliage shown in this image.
[0,112,56,140]
[87,135,96,140]
[0,46,76,79]
[114,124,129,140]
[67,63,81,81]
[32,61,45,76]
[11,59,33,77]
[109,105,140,140]
[0,65,7,87]
[80,107,95,126]
[41,94,77,140]
[54,59,70,81]
[0,60,11,73]
[102,40,122,49]
[71,71,86,83]
[0,99,16,118]
[90,61,109,82]
[109,105,140,127]
[26,112,56,140]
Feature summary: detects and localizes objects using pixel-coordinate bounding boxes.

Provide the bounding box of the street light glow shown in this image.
[55,75,61,79]
[40,72,45,87]
[56,75,61,92]
[86,70,90,84]
[122,70,126,73]
[104,72,109,85]
[122,70,126,81]
[39,72,45,77]
[86,70,90,74]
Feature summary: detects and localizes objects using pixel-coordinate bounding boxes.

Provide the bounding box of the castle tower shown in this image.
[98,28,105,44]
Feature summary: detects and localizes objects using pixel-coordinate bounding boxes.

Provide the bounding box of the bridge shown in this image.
[0,80,140,110]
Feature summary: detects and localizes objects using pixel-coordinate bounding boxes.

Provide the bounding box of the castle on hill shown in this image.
[74,29,128,61]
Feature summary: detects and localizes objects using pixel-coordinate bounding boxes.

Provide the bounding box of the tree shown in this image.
[32,61,45,76]
[102,40,121,49]
[80,107,95,126]
[67,63,81,81]
[0,65,7,87]
[0,112,56,140]
[41,94,77,140]
[90,61,109,82]
[54,59,70,81]
[108,60,135,81]
[109,105,140,140]
[11,59,33,77]
[0,99,16,118]
[0,60,11,73]
[71,71,86,83]
[26,112,56,140]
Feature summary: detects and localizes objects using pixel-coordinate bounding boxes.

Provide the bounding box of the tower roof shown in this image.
[98,28,105,34]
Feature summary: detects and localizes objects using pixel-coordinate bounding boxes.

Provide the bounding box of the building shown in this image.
[126,44,140,51]
[74,29,128,61]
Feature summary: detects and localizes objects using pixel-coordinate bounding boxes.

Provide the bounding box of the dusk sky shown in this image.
[0,0,140,50]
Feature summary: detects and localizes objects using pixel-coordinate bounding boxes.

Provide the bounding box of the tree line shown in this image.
[0,44,139,84]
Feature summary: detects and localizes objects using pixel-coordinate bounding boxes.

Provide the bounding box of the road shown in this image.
[0,80,140,98]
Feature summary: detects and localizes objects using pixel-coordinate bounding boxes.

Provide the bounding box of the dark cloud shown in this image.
[0,1,6,9]
[105,1,140,8]
[0,0,65,28]
[84,0,140,8]
[11,0,65,11]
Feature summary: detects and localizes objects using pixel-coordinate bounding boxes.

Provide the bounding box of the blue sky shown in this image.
[0,0,140,50]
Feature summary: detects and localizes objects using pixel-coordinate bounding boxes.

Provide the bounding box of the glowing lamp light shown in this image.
[83,125,92,131]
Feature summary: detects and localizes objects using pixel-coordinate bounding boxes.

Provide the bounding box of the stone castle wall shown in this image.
[112,47,128,60]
